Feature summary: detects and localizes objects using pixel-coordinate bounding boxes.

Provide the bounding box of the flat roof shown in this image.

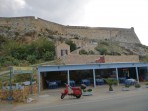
[38,62,148,72]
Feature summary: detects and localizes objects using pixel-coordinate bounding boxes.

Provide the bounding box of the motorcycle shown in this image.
[61,84,82,99]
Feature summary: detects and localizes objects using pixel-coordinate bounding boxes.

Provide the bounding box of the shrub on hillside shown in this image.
[43,51,54,61]
[88,50,95,55]
[97,48,107,55]
[100,41,109,46]
[65,40,77,52]
[79,49,88,55]
[0,38,55,66]
[27,55,36,64]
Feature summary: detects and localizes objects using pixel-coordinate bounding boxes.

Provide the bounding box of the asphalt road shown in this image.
[12,91,148,111]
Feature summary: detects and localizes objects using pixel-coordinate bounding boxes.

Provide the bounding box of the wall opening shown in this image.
[41,71,67,90]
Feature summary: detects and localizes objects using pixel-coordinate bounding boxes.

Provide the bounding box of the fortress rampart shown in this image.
[36,18,66,34]
[0,16,141,44]
[65,26,140,44]
[0,16,36,31]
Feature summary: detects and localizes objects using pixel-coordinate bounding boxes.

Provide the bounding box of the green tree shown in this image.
[12,59,19,65]
[10,45,28,59]
[0,37,55,66]
[27,55,36,64]
[43,51,54,61]
[65,40,77,52]
[34,38,55,59]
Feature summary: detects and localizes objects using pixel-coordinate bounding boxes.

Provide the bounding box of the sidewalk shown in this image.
[1,84,148,111]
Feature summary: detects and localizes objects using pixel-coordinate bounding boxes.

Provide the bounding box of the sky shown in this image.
[0,0,148,45]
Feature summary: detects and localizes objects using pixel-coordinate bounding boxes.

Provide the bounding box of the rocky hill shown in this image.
[0,16,148,57]
[0,16,140,42]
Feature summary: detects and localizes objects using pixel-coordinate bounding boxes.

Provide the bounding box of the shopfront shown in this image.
[38,62,148,94]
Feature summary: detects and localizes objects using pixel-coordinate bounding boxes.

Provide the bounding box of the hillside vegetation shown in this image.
[95,40,131,55]
[75,39,148,57]
[1,34,148,70]
[0,36,55,67]
[0,17,148,70]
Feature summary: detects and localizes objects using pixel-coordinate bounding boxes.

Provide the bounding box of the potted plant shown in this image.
[81,84,93,96]
[122,84,130,91]
[105,78,117,91]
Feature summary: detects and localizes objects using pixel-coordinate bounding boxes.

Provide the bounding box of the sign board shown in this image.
[12,67,33,74]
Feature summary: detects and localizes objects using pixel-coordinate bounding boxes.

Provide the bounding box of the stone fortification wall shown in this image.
[0,16,141,44]
[66,26,111,40]
[0,16,66,33]
[36,18,66,34]
[0,16,35,25]
[0,16,36,31]
[0,16,67,39]
[65,26,141,44]
[112,27,140,44]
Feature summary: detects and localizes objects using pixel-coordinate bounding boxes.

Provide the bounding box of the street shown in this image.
[11,91,148,111]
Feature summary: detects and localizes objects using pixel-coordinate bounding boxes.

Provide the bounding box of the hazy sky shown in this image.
[0,0,148,45]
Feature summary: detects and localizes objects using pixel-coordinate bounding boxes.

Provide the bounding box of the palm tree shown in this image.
[105,78,117,91]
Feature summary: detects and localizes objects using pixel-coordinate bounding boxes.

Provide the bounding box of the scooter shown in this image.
[61,84,82,99]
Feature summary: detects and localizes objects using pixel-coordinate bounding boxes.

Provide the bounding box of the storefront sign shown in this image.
[12,67,33,74]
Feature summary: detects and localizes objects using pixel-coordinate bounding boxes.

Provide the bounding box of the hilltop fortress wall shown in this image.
[0,16,141,44]
[0,16,36,31]
[36,18,66,34]
[65,26,141,44]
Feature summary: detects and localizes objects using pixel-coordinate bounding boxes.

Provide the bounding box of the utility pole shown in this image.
[8,67,13,103]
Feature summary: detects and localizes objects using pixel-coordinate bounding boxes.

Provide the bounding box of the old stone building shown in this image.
[56,43,70,58]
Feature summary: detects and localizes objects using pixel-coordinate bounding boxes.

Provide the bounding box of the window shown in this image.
[61,49,68,56]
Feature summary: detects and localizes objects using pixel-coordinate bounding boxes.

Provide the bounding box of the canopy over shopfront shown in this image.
[37,62,148,94]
